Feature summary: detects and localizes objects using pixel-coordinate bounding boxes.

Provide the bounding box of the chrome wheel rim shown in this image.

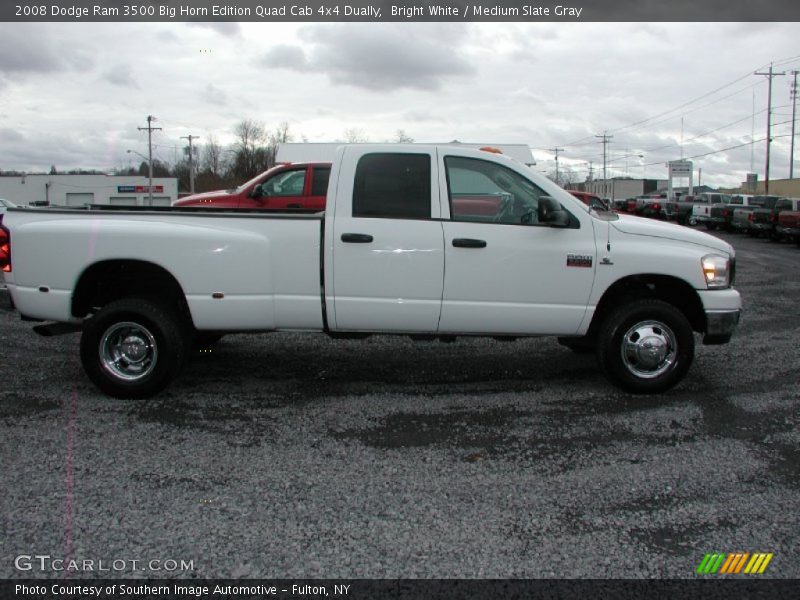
[99,321,158,381]
[620,320,677,379]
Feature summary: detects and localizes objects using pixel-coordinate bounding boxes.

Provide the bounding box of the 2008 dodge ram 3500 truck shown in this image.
[0,145,741,398]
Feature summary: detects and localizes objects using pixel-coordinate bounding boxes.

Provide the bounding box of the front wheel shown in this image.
[80,298,188,398]
[596,299,694,394]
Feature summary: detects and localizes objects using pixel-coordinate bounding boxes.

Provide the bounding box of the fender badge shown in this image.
[567,254,593,268]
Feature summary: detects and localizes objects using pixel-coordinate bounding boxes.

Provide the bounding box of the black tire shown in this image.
[705,223,716,231]
[80,298,188,398]
[596,299,694,394]
[557,336,595,354]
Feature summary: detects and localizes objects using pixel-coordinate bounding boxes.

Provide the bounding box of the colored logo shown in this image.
[697,552,774,575]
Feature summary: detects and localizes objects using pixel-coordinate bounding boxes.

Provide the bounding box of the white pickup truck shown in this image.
[0,145,741,398]
[690,193,729,226]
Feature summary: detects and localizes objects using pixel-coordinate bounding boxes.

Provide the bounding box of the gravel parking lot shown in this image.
[0,230,798,580]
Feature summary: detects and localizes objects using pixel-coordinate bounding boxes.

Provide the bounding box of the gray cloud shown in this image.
[204,83,228,106]
[262,45,310,71]
[261,25,475,92]
[188,22,242,38]
[0,28,65,74]
[103,64,138,88]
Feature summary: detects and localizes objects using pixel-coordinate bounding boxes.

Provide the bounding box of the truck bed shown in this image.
[4,207,325,331]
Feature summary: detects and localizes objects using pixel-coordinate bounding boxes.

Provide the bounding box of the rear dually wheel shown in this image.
[80,298,188,398]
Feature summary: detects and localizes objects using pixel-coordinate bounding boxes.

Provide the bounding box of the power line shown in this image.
[556,54,800,149]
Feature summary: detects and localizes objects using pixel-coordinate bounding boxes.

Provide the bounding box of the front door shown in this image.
[438,154,596,335]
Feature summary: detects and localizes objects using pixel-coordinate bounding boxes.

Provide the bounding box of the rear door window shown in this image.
[353,154,431,219]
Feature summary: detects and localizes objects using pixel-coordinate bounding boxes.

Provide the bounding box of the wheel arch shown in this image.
[71,259,193,326]
[588,274,705,337]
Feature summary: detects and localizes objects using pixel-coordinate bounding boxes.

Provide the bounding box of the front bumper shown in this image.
[697,288,741,345]
[703,309,741,344]
[775,225,800,238]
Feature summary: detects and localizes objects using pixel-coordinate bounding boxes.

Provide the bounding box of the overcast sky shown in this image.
[0,21,798,188]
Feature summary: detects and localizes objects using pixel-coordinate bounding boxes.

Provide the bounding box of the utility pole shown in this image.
[596,131,613,198]
[790,70,798,179]
[138,115,162,206]
[181,134,200,194]
[549,147,564,186]
[587,161,594,182]
[755,64,785,194]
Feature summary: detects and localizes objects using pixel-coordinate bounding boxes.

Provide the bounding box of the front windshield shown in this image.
[233,168,277,194]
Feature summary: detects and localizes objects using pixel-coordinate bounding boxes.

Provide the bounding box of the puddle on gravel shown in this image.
[332,407,532,450]
[136,398,277,447]
[628,519,736,557]
[0,393,61,419]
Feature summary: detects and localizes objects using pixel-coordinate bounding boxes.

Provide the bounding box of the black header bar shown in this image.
[4,0,800,22]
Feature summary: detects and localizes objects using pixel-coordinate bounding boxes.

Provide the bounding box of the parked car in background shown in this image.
[0,198,16,215]
[612,199,629,212]
[690,193,729,227]
[663,195,698,225]
[748,196,800,239]
[173,162,331,210]
[776,209,800,246]
[568,191,611,211]
[707,194,756,231]
[0,199,13,287]
[634,195,666,219]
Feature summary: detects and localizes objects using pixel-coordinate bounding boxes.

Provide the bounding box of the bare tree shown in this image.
[231,119,268,180]
[267,121,293,166]
[202,135,224,178]
[344,128,368,143]
[394,129,414,143]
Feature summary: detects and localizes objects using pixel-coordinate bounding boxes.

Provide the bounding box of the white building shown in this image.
[277,142,536,166]
[0,174,178,207]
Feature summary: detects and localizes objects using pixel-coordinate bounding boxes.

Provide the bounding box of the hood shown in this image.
[611,214,733,256]
[173,189,233,205]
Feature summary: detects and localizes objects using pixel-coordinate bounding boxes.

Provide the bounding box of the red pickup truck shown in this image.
[776,210,800,246]
[173,162,332,210]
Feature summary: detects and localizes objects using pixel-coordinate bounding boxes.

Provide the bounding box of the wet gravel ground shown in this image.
[0,230,798,579]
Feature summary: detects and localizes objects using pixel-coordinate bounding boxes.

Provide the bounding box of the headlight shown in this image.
[702,254,731,289]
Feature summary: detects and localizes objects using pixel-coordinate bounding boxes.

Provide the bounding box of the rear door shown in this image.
[330,148,445,332]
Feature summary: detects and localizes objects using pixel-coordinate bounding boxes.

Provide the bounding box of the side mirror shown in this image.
[538,196,570,228]
[251,184,263,199]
